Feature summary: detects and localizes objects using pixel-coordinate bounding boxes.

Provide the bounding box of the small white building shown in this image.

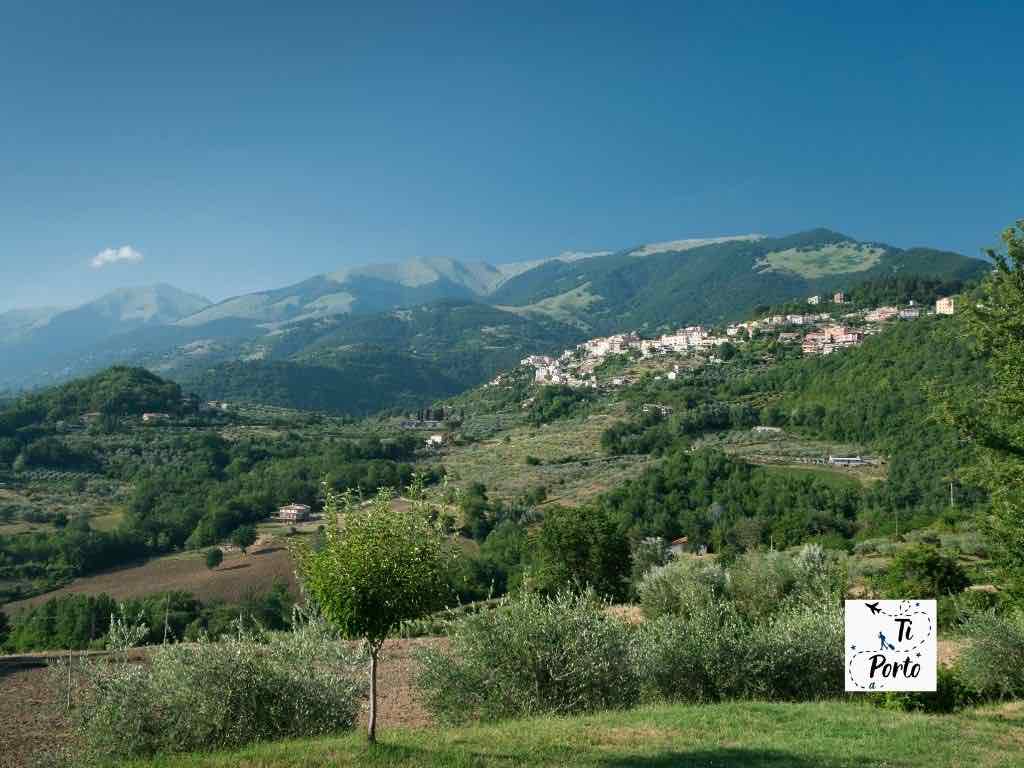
[833,292,846,304]
[936,297,956,315]
[828,455,867,467]
[278,503,311,522]
[807,295,821,305]
[141,412,170,423]
[425,434,445,449]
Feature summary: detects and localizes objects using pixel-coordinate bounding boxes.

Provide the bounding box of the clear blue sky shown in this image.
[1,1,1021,311]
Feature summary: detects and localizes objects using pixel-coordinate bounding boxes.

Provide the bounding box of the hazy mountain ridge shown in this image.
[0,285,211,387]
[0,306,65,344]
[0,228,988,392]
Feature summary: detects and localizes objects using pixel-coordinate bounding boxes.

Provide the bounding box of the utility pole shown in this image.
[950,481,955,508]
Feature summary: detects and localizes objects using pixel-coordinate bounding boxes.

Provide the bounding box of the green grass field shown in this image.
[123,700,1023,768]
[754,243,886,278]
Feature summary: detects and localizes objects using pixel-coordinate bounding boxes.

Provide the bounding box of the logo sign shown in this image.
[845,600,936,692]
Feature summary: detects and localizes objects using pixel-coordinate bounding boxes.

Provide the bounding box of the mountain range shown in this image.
[0,229,989,409]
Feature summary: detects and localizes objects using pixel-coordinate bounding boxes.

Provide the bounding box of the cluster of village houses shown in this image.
[506,294,957,390]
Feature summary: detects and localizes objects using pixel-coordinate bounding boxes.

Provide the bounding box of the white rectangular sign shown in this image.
[845,600,937,692]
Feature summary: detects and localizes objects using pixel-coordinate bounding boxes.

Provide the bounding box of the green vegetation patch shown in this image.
[754,243,886,278]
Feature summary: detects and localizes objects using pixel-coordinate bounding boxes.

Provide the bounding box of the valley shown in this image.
[0,273,997,624]
[0,226,1016,768]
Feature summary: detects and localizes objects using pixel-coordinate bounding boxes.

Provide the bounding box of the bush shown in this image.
[632,606,745,702]
[634,600,843,703]
[62,618,365,762]
[740,601,844,701]
[881,545,970,598]
[638,557,727,620]
[873,665,981,713]
[415,590,640,723]
[957,611,1024,700]
[205,547,223,570]
[727,551,798,622]
[638,547,845,623]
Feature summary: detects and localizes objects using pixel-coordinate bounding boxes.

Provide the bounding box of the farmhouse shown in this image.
[277,503,311,522]
[641,403,674,416]
[828,455,867,467]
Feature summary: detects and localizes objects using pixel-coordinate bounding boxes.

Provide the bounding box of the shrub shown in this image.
[638,547,844,623]
[957,610,1024,700]
[632,606,745,702]
[881,544,970,598]
[727,551,798,621]
[739,601,844,701]
[205,547,223,570]
[635,600,843,703]
[638,557,727,620]
[62,619,365,762]
[415,590,640,723]
[873,665,980,713]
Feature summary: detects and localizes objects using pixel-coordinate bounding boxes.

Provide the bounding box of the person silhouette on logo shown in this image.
[878,631,896,651]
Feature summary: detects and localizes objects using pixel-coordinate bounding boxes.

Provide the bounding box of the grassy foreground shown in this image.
[124,700,1023,768]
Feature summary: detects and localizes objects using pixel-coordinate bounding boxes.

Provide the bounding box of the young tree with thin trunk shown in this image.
[290,476,450,743]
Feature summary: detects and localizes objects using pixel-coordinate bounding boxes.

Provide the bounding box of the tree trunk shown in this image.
[367,648,378,743]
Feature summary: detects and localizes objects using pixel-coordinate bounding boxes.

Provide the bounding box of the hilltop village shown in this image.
[504,294,957,390]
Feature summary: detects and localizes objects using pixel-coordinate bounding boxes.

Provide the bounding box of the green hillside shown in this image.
[0,366,184,427]
[491,229,989,332]
[176,302,584,415]
[179,354,462,417]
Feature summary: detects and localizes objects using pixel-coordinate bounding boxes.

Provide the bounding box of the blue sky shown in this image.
[1,1,1021,311]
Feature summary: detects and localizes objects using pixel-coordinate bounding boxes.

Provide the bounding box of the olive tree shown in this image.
[291,477,450,742]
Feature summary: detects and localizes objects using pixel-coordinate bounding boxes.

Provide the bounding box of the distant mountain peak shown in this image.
[86,284,212,324]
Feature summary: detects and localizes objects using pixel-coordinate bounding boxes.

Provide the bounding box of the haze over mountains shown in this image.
[0,229,988,403]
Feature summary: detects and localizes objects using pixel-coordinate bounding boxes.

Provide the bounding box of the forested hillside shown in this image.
[492,229,988,332]
[731,316,985,521]
[176,302,583,415]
